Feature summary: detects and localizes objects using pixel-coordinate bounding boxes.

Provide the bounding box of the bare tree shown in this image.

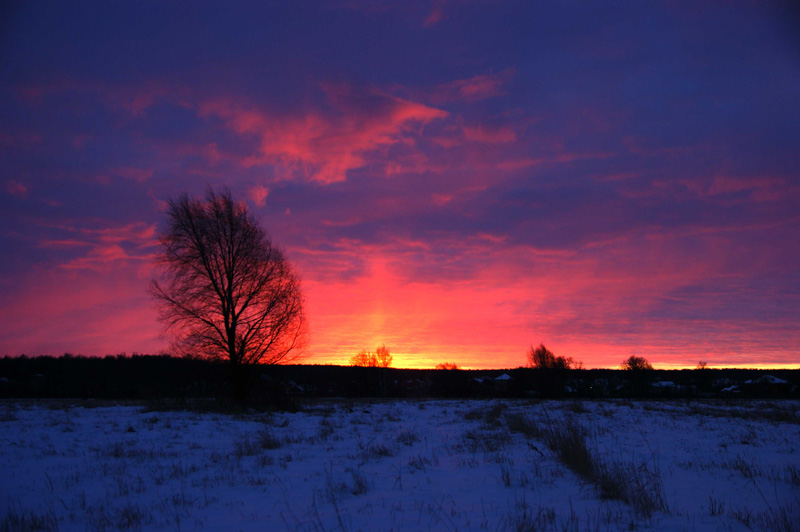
[620,355,653,371]
[150,188,306,402]
[527,343,580,370]
[350,345,392,368]
[375,345,392,368]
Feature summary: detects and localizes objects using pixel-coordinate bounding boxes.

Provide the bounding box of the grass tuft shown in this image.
[234,428,283,457]
[1,508,59,532]
[505,412,541,438]
[541,416,667,517]
[396,428,420,446]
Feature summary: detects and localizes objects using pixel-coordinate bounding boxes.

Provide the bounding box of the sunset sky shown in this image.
[1,1,799,369]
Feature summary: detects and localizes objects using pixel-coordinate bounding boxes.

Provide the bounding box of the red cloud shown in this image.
[114,166,154,183]
[706,175,787,202]
[464,125,516,144]
[433,69,515,103]
[6,180,28,198]
[423,0,448,27]
[39,221,158,272]
[198,84,447,183]
[249,185,269,207]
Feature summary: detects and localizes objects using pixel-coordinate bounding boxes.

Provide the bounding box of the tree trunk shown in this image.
[230,362,251,405]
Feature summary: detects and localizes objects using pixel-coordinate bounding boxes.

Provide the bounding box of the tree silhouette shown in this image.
[350,345,392,368]
[527,343,579,370]
[150,188,306,402]
[620,355,653,371]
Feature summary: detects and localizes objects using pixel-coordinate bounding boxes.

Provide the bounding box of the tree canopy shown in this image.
[527,344,580,370]
[151,188,306,400]
[621,355,653,371]
[350,345,392,368]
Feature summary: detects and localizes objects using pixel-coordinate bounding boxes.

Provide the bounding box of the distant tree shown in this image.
[350,345,392,368]
[621,355,653,371]
[527,344,580,370]
[350,350,374,367]
[375,345,392,368]
[435,362,460,370]
[150,188,306,403]
[694,360,712,393]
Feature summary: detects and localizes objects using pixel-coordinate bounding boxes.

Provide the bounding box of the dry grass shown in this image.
[539,415,667,517]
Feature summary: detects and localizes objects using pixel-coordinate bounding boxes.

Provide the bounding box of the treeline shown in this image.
[0,354,228,399]
[1,354,798,400]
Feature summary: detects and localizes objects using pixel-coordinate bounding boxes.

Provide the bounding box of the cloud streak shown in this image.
[197,84,447,183]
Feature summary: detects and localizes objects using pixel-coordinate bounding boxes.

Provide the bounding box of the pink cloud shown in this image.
[0,131,43,148]
[496,158,538,171]
[14,78,186,119]
[198,84,447,183]
[249,185,270,207]
[39,221,158,273]
[114,166,154,183]
[61,245,154,272]
[431,193,453,206]
[6,180,28,198]
[638,174,795,205]
[115,82,173,116]
[706,175,787,202]
[433,69,515,103]
[423,0,448,27]
[463,125,517,144]
[384,151,445,176]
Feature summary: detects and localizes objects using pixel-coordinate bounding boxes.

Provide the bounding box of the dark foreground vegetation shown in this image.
[1,354,798,402]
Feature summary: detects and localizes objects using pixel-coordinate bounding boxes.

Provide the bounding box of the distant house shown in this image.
[745,375,787,385]
[652,380,676,389]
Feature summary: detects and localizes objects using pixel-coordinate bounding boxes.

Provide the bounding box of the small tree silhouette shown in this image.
[375,345,392,368]
[620,355,654,397]
[435,362,460,370]
[620,355,653,371]
[527,344,579,370]
[350,345,392,368]
[526,343,582,398]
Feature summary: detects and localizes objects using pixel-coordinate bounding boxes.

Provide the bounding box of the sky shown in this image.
[1,1,799,369]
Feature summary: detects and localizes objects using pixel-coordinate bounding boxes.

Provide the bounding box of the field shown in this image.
[1,399,798,531]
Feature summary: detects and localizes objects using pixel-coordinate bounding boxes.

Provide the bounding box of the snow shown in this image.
[1,399,799,531]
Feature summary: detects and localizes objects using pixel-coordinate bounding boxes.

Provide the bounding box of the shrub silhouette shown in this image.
[620,355,653,371]
[527,344,580,370]
[350,345,392,368]
[526,344,582,398]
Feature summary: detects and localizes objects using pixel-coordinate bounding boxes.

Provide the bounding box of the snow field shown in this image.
[1,399,798,531]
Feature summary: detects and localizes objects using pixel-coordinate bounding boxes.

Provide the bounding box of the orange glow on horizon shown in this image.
[299,357,800,371]
[296,241,800,371]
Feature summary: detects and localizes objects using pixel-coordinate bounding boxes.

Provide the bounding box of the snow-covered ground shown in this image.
[1,399,798,531]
